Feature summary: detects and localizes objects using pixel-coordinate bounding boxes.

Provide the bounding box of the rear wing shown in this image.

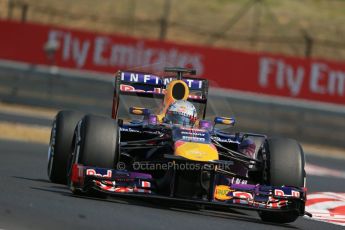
[112,69,209,119]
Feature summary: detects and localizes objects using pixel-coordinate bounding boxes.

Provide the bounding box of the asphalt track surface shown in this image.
[0,139,344,230]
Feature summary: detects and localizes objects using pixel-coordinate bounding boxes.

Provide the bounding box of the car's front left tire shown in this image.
[258,137,305,223]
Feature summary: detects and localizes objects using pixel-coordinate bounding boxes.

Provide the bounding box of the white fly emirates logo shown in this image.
[46,30,204,74]
[259,57,345,98]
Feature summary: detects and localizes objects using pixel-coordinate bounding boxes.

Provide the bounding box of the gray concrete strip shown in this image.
[0,102,57,119]
[0,112,52,126]
[303,144,345,160]
[0,59,113,82]
[209,87,345,114]
[0,121,50,144]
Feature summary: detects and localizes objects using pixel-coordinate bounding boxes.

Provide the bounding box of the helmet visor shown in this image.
[165,113,194,126]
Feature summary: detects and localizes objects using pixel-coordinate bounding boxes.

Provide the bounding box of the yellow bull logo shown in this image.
[174,141,219,162]
[214,185,234,201]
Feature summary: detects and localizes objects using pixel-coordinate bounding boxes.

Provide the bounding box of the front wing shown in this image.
[71,164,307,215]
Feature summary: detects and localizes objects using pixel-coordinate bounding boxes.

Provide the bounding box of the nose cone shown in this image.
[174,141,219,162]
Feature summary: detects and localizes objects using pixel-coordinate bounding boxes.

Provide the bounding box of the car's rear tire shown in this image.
[258,138,305,223]
[47,110,85,184]
[76,114,119,168]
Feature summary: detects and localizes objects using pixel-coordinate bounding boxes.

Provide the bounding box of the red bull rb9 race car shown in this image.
[47,67,310,223]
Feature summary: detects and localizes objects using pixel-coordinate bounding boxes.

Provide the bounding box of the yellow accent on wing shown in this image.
[132,109,143,115]
[175,142,218,162]
[222,119,232,125]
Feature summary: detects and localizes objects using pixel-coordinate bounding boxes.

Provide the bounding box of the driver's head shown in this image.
[165,100,197,127]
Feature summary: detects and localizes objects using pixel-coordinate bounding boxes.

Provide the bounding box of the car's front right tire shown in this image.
[68,115,120,195]
[76,114,119,168]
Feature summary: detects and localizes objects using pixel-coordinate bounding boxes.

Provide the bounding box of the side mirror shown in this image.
[129,107,150,116]
[214,117,235,126]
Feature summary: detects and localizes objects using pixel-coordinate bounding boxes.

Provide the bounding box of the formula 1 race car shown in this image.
[47,67,309,223]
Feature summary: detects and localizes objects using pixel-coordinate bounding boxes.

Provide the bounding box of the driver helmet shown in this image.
[165,100,197,127]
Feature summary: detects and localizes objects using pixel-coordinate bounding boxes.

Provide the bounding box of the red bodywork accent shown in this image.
[71,163,84,185]
[174,140,185,149]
